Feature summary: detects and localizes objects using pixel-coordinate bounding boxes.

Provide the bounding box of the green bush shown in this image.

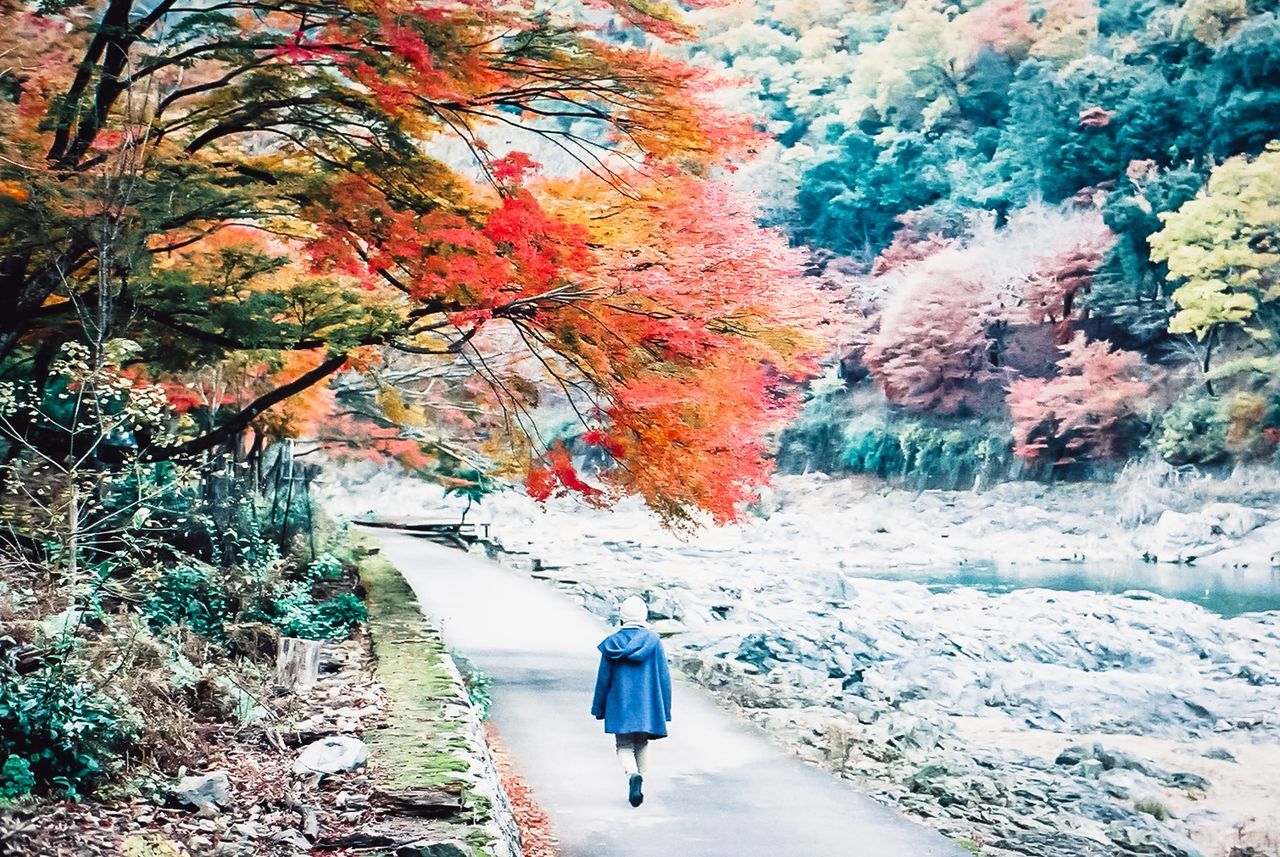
[0,665,137,799]
[307,552,346,580]
[145,565,234,639]
[1156,395,1229,465]
[145,546,364,644]
[244,584,366,641]
[0,754,36,800]
[310,593,368,639]
[455,656,493,720]
[839,418,1014,489]
[841,426,906,478]
[1134,797,1171,821]
[777,371,859,473]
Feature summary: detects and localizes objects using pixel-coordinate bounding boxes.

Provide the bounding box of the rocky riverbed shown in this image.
[322,465,1280,857]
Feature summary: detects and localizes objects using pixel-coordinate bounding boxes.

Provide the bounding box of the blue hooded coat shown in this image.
[591,626,672,738]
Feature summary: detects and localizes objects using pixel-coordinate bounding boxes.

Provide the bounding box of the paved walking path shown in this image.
[374,532,967,857]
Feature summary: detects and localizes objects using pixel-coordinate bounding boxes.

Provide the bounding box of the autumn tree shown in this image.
[862,255,1006,415]
[1007,334,1151,468]
[0,0,830,523]
[1148,141,1280,376]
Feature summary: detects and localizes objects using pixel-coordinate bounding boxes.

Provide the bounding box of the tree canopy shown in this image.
[0,0,832,522]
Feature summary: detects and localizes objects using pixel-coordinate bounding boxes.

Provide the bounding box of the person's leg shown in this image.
[616,733,645,806]
[615,734,639,776]
[633,736,650,775]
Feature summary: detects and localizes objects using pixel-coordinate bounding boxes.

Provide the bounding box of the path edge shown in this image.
[360,542,523,857]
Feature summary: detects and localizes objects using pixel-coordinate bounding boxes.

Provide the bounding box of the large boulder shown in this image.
[1141,511,1219,562]
[1202,503,1267,538]
[294,736,369,775]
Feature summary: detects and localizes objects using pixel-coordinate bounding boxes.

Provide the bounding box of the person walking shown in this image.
[590,595,672,807]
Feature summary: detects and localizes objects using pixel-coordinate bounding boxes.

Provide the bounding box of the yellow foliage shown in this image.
[1179,0,1249,43]
[1150,141,1280,341]
[376,385,426,427]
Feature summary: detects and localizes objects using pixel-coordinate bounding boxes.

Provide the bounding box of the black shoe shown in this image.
[628,773,644,807]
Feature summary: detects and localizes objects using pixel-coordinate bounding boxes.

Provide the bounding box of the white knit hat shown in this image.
[619,595,648,624]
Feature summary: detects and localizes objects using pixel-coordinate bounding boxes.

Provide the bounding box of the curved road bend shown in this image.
[374,531,967,857]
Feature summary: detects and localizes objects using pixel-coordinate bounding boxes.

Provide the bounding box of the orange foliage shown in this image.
[522,175,834,523]
[314,413,435,471]
[0,0,828,523]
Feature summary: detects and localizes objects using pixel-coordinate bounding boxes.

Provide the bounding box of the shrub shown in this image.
[841,426,907,478]
[244,584,366,641]
[0,665,137,798]
[840,417,1014,489]
[1157,396,1229,465]
[1134,797,1171,821]
[0,754,36,800]
[307,552,347,580]
[145,545,364,644]
[311,593,368,639]
[456,658,493,720]
[777,369,858,473]
[145,565,234,639]
[1225,392,1277,458]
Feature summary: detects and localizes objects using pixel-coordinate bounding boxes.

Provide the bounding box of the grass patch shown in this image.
[954,839,984,856]
[1134,798,1171,821]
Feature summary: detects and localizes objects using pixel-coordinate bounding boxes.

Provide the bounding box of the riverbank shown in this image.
[324,461,1280,573]
[321,463,1280,857]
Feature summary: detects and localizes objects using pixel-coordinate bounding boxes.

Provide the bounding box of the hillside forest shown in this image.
[698,0,1280,487]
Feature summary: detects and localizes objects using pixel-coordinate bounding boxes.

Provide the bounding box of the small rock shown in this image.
[1202,747,1236,763]
[293,736,369,775]
[270,829,312,851]
[231,822,263,840]
[301,806,320,839]
[1054,745,1090,766]
[1078,759,1104,779]
[336,791,370,809]
[1169,771,1211,793]
[172,771,232,809]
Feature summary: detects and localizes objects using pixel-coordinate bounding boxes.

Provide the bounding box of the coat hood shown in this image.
[599,627,660,662]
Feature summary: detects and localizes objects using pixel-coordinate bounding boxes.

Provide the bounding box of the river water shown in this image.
[847,559,1280,617]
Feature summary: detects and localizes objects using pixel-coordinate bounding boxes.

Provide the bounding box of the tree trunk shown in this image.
[66,477,79,607]
[1203,325,1217,396]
